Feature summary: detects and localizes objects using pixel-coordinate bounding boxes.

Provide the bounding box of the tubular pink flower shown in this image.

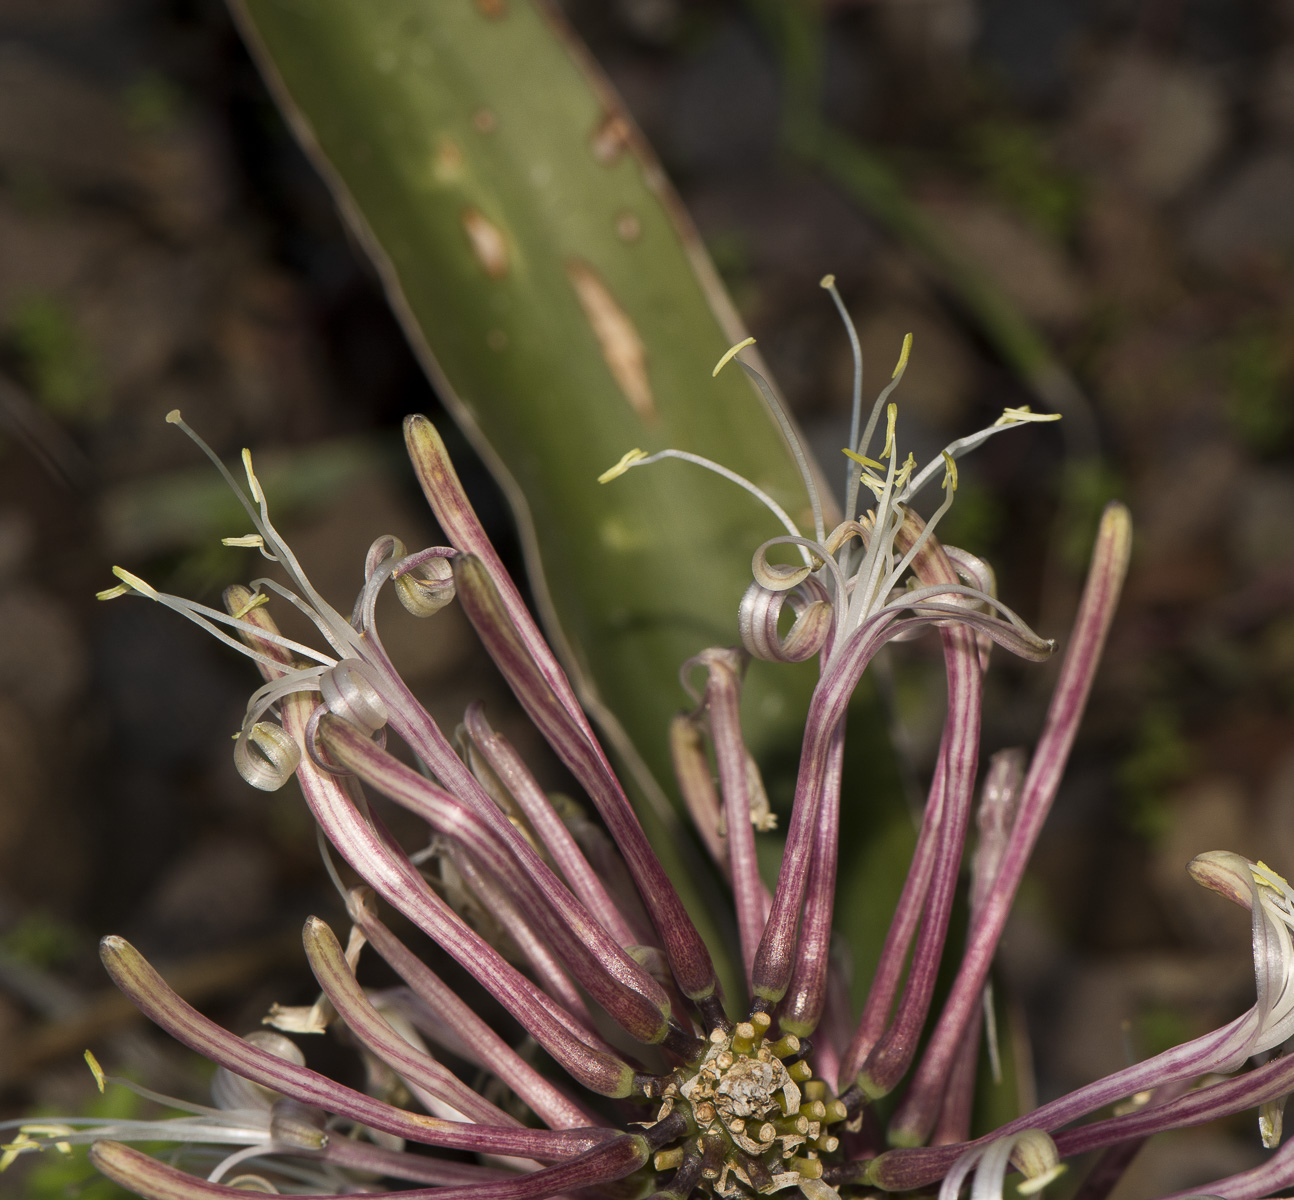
[690,648,770,985]
[887,502,1133,1144]
[71,284,1292,1200]
[314,711,683,1051]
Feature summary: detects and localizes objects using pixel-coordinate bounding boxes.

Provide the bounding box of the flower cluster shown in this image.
[6,284,1294,1200]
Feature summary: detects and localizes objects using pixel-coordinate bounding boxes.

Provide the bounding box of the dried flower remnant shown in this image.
[6,282,1293,1200]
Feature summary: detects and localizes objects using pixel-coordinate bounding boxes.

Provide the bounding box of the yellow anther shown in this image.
[109,566,159,601]
[1256,861,1293,891]
[881,403,897,461]
[894,451,916,490]
[891,332,913,379]
[165,409,183,424]
[842,448,884,470]
[241,448,266,504]
[597,448,648,484]
[712,336,756,377]
[221,534,265,549]
[96,584,131,601]
[941,451,958,492]
[0,1134,35,1172]
[84,1049,106,1092]
[994,406,1062,426]
[231,591,271,621]
[819,274,836,289]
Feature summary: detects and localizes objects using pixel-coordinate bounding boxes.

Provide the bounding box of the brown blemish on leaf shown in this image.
[615,210,642,243]
[590,112,631,166]
[474,0,507,17]
[566,258,655,423]
[461,208,509,278]
[473,108,498,134]
[486,328,508,352]
[433,136,463,183]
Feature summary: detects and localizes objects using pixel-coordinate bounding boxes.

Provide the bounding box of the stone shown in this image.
[920,193,1087,325]
[1150,776,1258,948]
[0,45,132,189]
[1185,150,1294,270]
[1067,50,1227,202]
[0,586,86,715]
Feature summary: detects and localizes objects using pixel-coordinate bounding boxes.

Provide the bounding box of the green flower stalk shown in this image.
[6,286,1294,1200]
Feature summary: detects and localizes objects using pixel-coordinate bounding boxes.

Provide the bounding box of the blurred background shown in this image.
[1,0,1293,1195]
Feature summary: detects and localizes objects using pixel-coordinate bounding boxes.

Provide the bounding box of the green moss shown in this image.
[1135,1003,1197,1060]
[122,73,186,136]
[1119,704,1194,842]
[966,118,1082,241]
[1058,458,1125,571]
[0,910,82,968]
[934,477,1004,551]
[8,295,103,418]
[1223,325,1293,456]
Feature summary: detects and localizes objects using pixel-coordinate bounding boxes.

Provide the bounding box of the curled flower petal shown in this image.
[738,576,833,664]
[394,551,456,618]
[233,721,301,792]
[319,659,389,737]
[938,1131,1063,1200]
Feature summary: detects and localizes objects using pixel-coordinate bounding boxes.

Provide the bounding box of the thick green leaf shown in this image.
[231,0,822,771]
[228,0,849,996]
